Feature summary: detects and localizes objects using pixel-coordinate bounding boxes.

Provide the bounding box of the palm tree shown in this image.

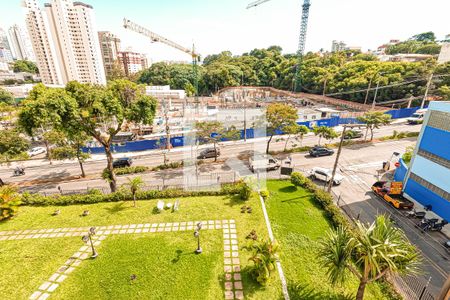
[244,239,279,285]
[319,215,420,300]
[125,176,145,207]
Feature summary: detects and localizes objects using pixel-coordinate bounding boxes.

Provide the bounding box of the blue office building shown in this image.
[401,101,450,221]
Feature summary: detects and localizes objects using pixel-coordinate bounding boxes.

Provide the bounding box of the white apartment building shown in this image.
[8,25,36,61]
[23,0,64,84]
[24,0,106,85]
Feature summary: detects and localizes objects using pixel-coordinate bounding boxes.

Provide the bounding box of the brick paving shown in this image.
[1,219,245,299]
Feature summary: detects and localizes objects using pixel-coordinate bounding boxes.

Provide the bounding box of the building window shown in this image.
[428,110,450,132]
[418,149,450,169]
[409,172,450,201]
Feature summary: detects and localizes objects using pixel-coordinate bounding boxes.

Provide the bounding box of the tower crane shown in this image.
[123,18,201,104]
[247,0,311,91]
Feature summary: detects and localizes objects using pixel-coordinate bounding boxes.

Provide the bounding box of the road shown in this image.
[0,122,420,192]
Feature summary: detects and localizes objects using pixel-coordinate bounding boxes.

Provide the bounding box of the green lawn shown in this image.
[0,194,282,299]
[265,180,394,300]
[0,238,81,300]
[52,231,224,300]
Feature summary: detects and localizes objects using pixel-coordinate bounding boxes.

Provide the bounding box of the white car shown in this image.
[27,147,46,157]
[309,167,344,185]
[249,154,280,173]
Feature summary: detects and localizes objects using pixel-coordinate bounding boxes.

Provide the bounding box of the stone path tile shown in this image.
[234,281,243,289]
[224,281,233,290]
[224,291,234,300]
[47,283,58,292]
[29,291,42,300]
[56,275,67,283]
[234,273,241,281]
[235,290,244,299]
[38,282,51,291]
[142,228,149,233]
[37,293,50,300]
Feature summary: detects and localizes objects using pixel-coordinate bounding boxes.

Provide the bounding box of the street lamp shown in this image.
[193,222,203,254]
[82,227,98,258]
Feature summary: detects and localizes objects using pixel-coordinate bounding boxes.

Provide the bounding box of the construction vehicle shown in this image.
[247,0,311,91]
[371,181,414,210]
[123,18,201,106]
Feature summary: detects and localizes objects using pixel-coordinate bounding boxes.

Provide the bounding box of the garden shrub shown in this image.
[290,172,307,187]
[260,189,269,199]
[244,239,279,285]
[114,166,149,175]
[20,182,243,207]
[239,181,252,200]
[0,186,22,221]
[152,161,183,171]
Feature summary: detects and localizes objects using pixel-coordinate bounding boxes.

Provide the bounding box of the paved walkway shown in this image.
[0,220,244,300]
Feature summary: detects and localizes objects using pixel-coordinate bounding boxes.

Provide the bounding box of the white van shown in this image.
[407,109,428,125]
[309,167,345,185]
[249,154,280,173]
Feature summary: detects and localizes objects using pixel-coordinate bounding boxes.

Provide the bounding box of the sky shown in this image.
[1,0,449,63]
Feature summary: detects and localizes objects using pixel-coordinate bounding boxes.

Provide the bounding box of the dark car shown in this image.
[309,147,334,157]
[343,130,364,140]
[197,148,220,159]
[113,157,133,168]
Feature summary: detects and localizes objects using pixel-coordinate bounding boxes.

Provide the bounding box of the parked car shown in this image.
[27,147,46,157]
[197,147,220,159]
[309,167,344,185]
[112,157,133,168]
[249,154,280,172]
[343,130,364,140]
[309,146,334,157]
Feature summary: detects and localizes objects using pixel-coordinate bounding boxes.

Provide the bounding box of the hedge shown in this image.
[20,182,246,207]
[114,166,149,176]
[290,172,350,228]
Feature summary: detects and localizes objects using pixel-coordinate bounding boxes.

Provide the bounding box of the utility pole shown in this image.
[364,76,373,105]
[421,73,433,109]
[371,80,380,110]
[327,124,365,193]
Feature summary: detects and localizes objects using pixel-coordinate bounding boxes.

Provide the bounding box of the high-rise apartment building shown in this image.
[118,50,148,76]
[0,28,12,51]
[98,31,121,78]
[8,25,36,61]
[24,0,106,85]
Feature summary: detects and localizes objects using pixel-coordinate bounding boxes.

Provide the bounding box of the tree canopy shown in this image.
[13,60,39,74]
[136,43,447,106]
[18,80,157,192]
[0,88,14,105]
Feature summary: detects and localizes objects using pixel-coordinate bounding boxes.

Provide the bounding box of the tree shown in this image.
[50,131,91,177]
[357,111,392,141]
[107,60,126,81]
[293,125,309,148]
[402,146,415,165]
[194,121,224,162]
[324,127,338,144]
[0,129,30,159]
[125,176,145,207]
[13,60,38,74]
[19,80,157,192]
[0,186,21,221]
[42,129,66,164]
[0,88,14,105]
[320,216,420,300]
[264,103,298,153]
[411,31,436,42]
[313,126,336,146]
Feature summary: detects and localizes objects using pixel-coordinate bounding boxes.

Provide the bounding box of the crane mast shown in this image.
[247,0,312,91]
[123,18,200,105]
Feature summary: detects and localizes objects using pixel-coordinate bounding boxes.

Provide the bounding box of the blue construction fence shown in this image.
[82,107,421,154]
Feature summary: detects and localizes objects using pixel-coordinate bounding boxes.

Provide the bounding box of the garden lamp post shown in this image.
[82,227,98,258]
[193,222,203,254]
